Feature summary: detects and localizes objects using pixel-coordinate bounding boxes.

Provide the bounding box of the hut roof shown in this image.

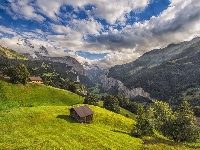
[29,77,42,81]
[71,105,94,118]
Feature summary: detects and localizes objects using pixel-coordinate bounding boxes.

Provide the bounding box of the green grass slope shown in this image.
[0,106,142,150]
[0,79,199,149]
[0,79,83,111]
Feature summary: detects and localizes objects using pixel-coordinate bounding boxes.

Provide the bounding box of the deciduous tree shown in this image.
[161,100,200,142]
[131,105,153,137]
[10,63,30,85]
[83,95,98,105]
[151,100,173,130]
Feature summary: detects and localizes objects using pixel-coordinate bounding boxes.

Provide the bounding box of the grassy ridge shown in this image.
[0,79,83,111]
[0,106,142,150]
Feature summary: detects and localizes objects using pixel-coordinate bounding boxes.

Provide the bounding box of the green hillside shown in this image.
[0,79,199,149]
[1,105,196,150]
[0,44,90,95]
[0,79,84,111]
[108,37,200,105]
[0,106,143,149]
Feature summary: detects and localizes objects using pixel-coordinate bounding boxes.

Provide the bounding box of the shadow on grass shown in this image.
[142,137,185,147]
[111,129,130,135]
[56,115,77,123]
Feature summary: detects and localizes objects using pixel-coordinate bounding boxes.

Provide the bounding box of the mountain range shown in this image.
[106,37,200,105]
[1,37,200,105]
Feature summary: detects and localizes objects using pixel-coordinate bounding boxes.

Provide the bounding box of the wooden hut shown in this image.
[70,105,94,123]
[28,77,43,84]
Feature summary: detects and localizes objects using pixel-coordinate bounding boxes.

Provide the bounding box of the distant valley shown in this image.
[85,37,200,105]
[106,37,200,105]
[1,37,200,105]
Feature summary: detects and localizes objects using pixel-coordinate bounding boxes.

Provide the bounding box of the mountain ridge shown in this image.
[107,37,200,104]
[0,45,94,93]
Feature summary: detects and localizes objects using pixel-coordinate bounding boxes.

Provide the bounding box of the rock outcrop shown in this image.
[100,73,154,101]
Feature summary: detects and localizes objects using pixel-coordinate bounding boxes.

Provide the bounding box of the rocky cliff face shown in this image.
[100,72,154,101]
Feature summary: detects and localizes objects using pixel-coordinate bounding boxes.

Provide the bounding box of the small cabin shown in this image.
[28,77,43,84]
[70,105,94,123]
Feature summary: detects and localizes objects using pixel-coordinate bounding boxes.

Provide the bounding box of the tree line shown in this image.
[1,62,87,96]
[83,94,140,114]
[132,100,200,142]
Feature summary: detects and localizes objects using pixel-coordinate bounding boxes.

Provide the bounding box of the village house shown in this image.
[70,105,94,123]
[28,77,43,84]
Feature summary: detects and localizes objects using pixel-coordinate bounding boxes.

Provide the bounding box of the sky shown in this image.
[0,0,200,68]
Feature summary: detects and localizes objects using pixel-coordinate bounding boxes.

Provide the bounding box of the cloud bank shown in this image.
[0,0,200,68]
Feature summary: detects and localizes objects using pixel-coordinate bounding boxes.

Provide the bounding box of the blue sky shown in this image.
[0,0,200,68]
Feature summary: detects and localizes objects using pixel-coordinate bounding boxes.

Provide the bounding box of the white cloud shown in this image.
[0,37,28,53]
[87,0,200,67]
[0,25,17,35]
[36,0,61,21]
[71,18,103,35]
[1,0,200,69]
[8,0,45,21]
[34,0,150,24]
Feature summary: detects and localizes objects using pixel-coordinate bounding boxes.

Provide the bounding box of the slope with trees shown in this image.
[108,37,200,105]
[133,100,200,142]
[0,47,92,96]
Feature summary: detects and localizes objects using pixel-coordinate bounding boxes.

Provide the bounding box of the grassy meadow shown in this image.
[0,79,200,149]
[0,79,83,111]
[0,106,142,150]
